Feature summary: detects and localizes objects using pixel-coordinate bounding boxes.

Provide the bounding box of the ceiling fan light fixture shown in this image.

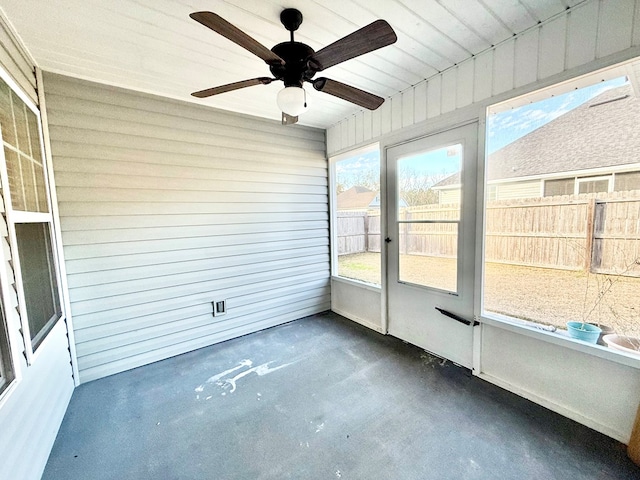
[276,86,309,116]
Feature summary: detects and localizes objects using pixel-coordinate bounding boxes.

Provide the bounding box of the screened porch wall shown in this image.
[43,73,330,383]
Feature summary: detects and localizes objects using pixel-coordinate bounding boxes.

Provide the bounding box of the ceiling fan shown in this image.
[190,8,397,124]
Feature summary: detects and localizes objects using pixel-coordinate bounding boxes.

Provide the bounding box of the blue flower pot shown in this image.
[566,321,602,344]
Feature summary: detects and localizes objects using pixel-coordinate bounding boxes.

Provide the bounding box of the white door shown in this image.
[386,123,478,367]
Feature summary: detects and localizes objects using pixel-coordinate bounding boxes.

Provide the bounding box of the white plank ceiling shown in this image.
[0,0,585,128]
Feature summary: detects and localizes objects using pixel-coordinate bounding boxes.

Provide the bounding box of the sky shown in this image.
[487,76,628,154]
[336,147,460,189]
[336,75,629,188]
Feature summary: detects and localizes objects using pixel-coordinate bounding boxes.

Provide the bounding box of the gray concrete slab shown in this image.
[43,312,640,479]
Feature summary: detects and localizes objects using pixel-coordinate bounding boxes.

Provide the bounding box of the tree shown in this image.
[398,166,449,206]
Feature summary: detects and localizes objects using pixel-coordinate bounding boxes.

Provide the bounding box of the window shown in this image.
[483,71,640,347]
[544,178,573,197]
[331,145,381,286]
[0,72,62,356]
[614,171,640,192]
[576,175,611,194]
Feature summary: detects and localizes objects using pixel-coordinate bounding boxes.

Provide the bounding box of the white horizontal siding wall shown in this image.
[326,0,640,155]
[0,19,74,480]
[43,73,330,383]
[495,180,541,200]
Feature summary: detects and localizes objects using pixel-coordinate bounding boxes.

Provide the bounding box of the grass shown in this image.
[338,252,640,338]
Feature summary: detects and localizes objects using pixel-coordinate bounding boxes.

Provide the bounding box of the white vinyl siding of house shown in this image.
[326,0,640,443]
[43,73,330,383]
[492,180,541,200]
[0,16,74,480]
[438,188,460,204]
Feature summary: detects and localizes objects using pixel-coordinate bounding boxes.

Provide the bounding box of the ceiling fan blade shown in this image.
[310,20,397,71]
[190,11,284,66]
[312,78,384,110]
[191,77,273,98]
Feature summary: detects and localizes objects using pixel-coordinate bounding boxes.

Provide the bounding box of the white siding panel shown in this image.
[402,88,414,128]
[340,120,349,151]
[427,75,442,118]
[355,111,364,145]
[372,106,382,138]
[495,180,541,200]
[597,0,635,58]
[363,110,372,142]
[391,94,402,131]
[456,60,474,109]
[347,115,356,147]
[538,15,567,80]
[473,51,493,103]
[44,72,330,383]
[327,125,339,155]
[414,81,427,124]
[493,42,515,95]
[566,1,599,69]
[514,28,539,88]
[441,68,457,114]
[380,99,392,134]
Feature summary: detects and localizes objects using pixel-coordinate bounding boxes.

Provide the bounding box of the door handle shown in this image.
[385,237,392,243]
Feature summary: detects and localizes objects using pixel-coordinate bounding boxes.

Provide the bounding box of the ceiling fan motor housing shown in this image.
[280,8,303,32]
[270,42,316,87]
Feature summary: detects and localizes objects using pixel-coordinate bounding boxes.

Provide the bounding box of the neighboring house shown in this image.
[434,84,640,203]
[336,186,378,211]
[336,186,407,210]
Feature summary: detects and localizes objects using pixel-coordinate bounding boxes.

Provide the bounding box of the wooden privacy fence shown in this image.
[337,191,640,276]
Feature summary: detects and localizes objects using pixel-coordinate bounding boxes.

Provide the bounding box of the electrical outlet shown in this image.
[212,300,227,317]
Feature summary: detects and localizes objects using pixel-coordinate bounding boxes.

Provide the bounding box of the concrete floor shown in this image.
[44,312,640,480]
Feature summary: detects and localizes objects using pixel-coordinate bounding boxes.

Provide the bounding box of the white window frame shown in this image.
[575,175,613,194]
[479,63,640,369]
[0,65,64,366]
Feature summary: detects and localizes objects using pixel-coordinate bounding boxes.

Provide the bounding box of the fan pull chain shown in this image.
[304,88,307,108]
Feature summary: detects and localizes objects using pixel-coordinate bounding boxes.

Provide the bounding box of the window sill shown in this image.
[331,276,382,292]
[480,313,640,370]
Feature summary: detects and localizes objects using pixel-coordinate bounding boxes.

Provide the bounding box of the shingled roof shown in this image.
[336,186,378,210]
[436,83,640,188]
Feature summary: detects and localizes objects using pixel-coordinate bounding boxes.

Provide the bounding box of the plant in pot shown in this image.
[566,257,640,354]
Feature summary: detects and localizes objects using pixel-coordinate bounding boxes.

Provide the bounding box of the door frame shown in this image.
[381,121,479,366]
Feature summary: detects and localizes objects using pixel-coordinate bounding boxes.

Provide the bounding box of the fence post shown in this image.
[584,198,596,272]
[364,212,369,253]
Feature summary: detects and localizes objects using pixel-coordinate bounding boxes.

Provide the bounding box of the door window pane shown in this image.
[396,144,461,292]
[15,223,61,348]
